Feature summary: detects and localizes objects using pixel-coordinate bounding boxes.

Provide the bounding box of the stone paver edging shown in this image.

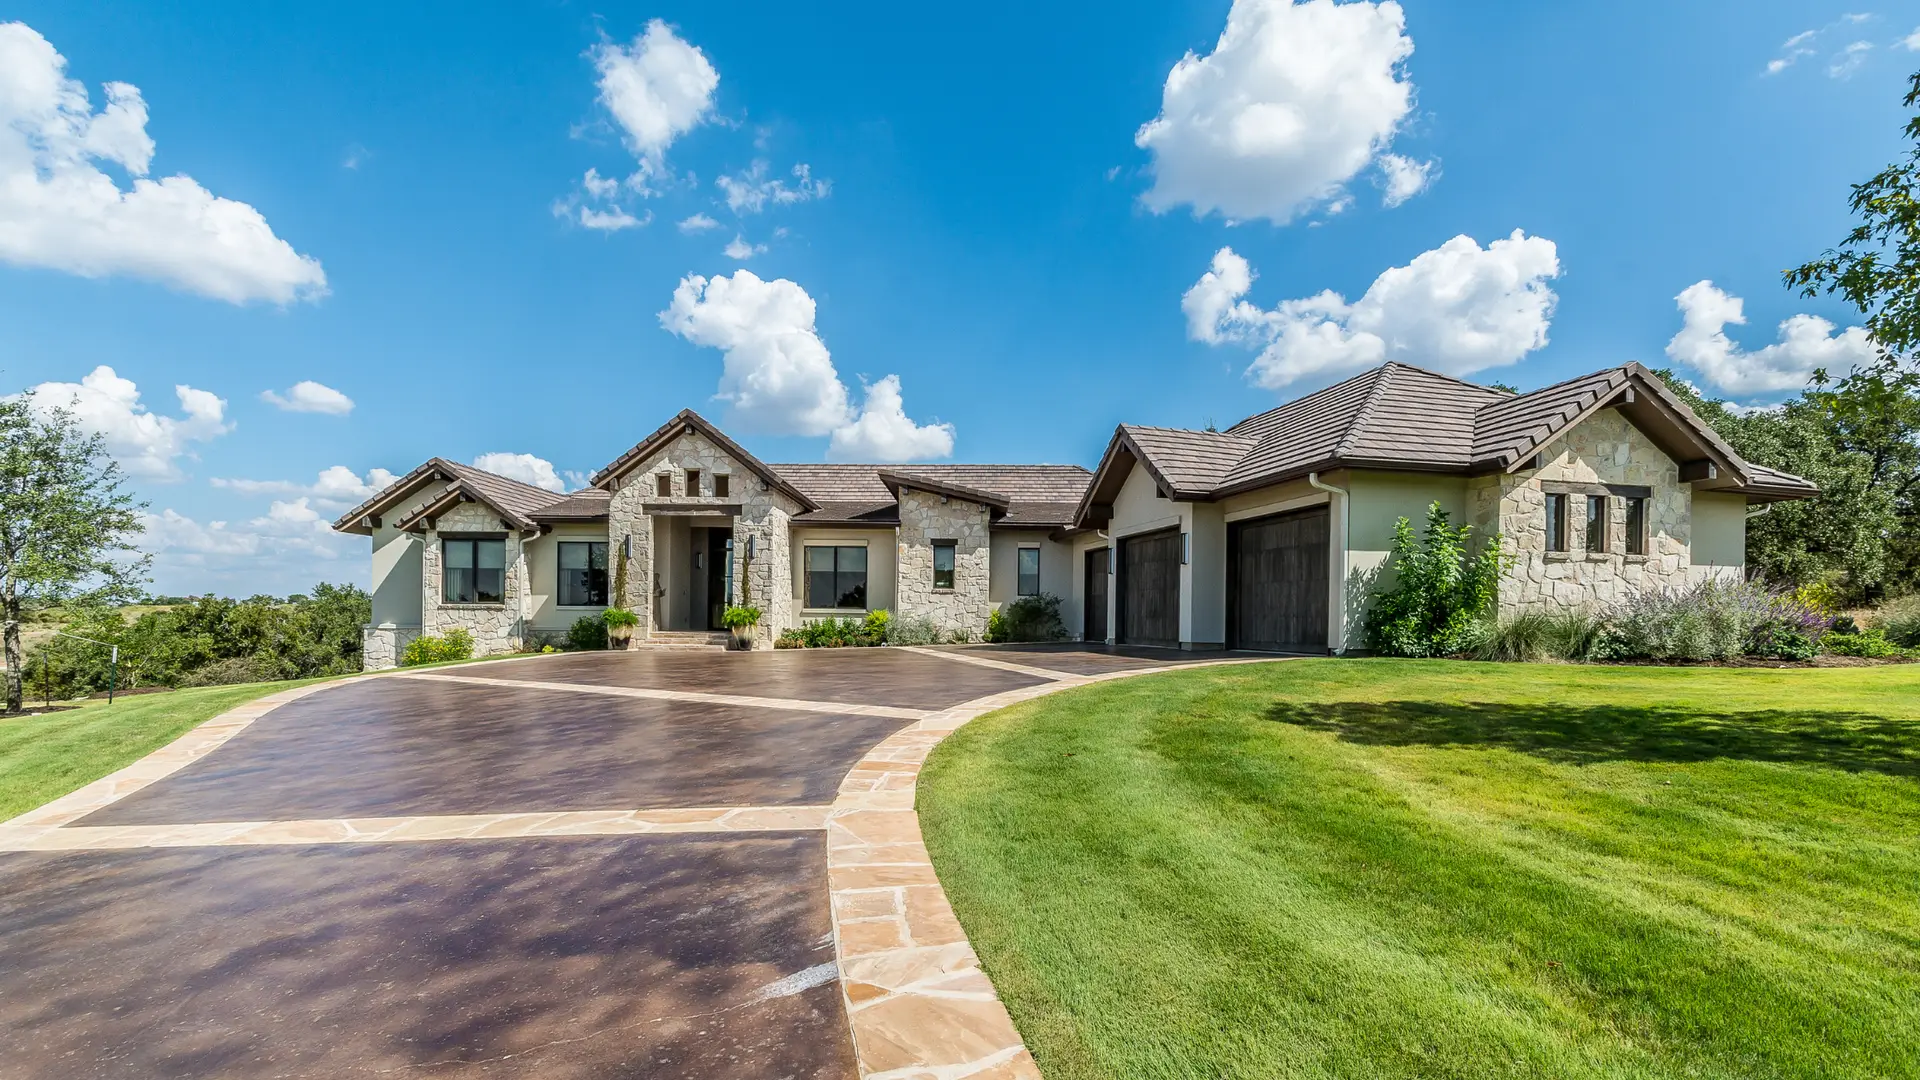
[824,651,1295,1080]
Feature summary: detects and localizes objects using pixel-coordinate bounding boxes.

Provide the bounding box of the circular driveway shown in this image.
[0,646,1084,1080]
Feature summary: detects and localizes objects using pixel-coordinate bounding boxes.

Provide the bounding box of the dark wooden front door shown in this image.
[1117,530,1180,648]
[704,530,732,630]
[1084,548,1109,643]
[1228,507,1329,652]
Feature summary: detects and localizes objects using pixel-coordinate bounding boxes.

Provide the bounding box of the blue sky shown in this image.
[3,0,1917,595]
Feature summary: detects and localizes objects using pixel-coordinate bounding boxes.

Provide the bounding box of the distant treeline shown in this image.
[22,584,369,700]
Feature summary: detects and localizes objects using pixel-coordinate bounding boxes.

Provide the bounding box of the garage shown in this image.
[1117,529,1180,648]
[1228,506,1329,653]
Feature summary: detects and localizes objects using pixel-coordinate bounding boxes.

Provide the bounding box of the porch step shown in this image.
[639,631,732,650]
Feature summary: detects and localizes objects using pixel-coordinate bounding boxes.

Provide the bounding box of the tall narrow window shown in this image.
[1585,495,1608,553]
[1546,494,1569,553]
[1625,497,1648,556]
[714,474,730,498]
[443,538,506,604]
[558,541,609,606]
[933,541,956,589]
[655,473,672,498]
[685,469,700,497]
[804,546,868,609]
[1016,547,1041,596]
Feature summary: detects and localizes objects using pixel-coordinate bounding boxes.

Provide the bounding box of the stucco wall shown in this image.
[604,428,800,648]
[1690,490,1747,583]
[1472,408,1693,612]
[792,527,897,615]
[896,488,992,638]
[986,530,1074,611]
[522,524,613,636]
[1343,471,1468,648]
[421,501,527,657]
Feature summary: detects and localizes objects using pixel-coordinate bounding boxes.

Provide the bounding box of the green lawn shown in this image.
[0,679,329,822]
[918,659,1920,1080]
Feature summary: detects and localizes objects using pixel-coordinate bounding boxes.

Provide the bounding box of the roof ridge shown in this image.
[1331,365,1396,459]
[1223,365,1380,434]
[1379,360,1511,398]
[1486,364,1631,410]
[442,458,566,501]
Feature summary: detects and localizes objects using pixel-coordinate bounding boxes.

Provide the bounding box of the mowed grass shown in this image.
[918,659,1920,1080]
[0,679,327,822]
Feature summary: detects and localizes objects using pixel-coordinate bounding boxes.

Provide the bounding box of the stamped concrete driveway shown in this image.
[0,647,1055,1080]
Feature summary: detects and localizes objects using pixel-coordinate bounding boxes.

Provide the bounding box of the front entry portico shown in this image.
[648,511,737,632]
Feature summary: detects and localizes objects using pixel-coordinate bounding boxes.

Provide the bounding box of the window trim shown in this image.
[1546,493,1569,553]
[1015,545,1041,597]
[1624,496,1648,556]
[1585,494,1608,554]
[685,469,701,497]
[714,474,730,498]
[803,544,870,610]
[932,540,957,591]
[655,472,673,498]
[556,540,609,607]
[441,535,507,605]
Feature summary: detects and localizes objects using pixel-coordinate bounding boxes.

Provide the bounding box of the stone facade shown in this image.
[421,501,529,655]
[1472,408,1692,613]
[894,489,992,638]
[360,624,420,671]
[603,428,800,649]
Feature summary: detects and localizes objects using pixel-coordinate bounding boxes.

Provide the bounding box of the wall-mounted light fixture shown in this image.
[745,534,756,559]
[1181,532,1191,565]
[694,551,704,569]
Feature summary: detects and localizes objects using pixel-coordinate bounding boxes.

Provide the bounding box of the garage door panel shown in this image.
[1231,508,1328,652]
[1118,530,1180,648]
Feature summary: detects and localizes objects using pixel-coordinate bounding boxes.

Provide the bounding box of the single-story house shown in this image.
[334,360,1815,669]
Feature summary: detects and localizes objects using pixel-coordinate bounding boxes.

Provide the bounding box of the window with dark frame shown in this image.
[1016,547,1040,596]
[932,541,956,589]
[804,545,868,609]
[1625,497,1648,555]
[1546,494,1569,553]
[714,474,729,498]
[557,541,609,606]
[443,537,506,604]
[1585,495,1608,553]
[655,473,673,498]
[685,469,700,497]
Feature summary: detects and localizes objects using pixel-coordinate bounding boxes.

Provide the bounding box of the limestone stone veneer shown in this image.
[421,501,530,654]
[1473,409,1691,613]
[893,489,993,639]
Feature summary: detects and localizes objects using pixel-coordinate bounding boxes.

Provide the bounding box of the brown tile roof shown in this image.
[591,409,819,512]
[530,488,612,521]
[331,457,568,534]
[1117,426,1258,498]
[771,463,1093,529]
[1471,367,1629,469]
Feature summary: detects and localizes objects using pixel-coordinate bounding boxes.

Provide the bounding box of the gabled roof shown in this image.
[529,488,611,521]
[591,409,820,512]
[330,458,564,535]
[876,469,1011,513]
[1074,360,1814,528]
[772,463,1093,529]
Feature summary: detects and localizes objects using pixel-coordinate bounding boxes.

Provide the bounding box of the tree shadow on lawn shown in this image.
[1265,700,1920,778]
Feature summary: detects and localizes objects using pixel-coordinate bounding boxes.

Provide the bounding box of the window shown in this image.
[443,537,505,604]
[933,541,956,590]
[655,473,672,498]
[557,541,608,606]
[714,474,729,498]
[1625,497,1648,556]
[685,469,700,497]
[1585,495,1608,553]
[1016,547,1041,596]
[805,545,868,609]
[1546,494,1569,553]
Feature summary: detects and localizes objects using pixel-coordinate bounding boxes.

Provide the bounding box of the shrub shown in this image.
[989,594,1069,643]
[601,607,639,630]
[800,616,866,648]
[1823,626,1906,658]
[1794,579,1847,615]
[885,615,940,646]
[1871,596,1920,647]
[1747,623,1818,661]
[401,628,475,666]
[1365,503,1509,658]
[722,605,762,629]
[774,629,806,649]
[1592,578,1827,662]
[1473,610,1604,663]
[984,609,1009,643]
[863,609,891,640]
[566,615,607,651]
[949,627,975,644]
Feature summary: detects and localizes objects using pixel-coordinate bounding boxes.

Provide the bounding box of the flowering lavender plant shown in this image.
[1594,578,1827,661]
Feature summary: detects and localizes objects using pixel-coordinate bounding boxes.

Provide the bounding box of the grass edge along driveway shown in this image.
[918,658,1920,1080]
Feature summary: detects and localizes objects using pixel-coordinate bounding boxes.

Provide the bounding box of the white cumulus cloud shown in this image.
[0,22,326,304]
[828,375,956,462]
[211,464,398,510]
[471,452,567,492]
[1135,0,1422,223]
[724,234,767,260]
[1378,153,1436,207]
[679,212,721,232]
[17,365,230,480]
[260,380,353,415]
[1187,230,1562,389]
[716,161,831,215]
[1665,280,1878,396]
[591,20,718,165]
[659,269,952,459]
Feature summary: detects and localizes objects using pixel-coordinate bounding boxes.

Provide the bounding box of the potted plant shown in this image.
[602,607,639,648]
[722,605,762,649]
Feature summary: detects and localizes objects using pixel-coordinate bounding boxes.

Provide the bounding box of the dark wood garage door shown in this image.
[1084,548,1109,643]
[1118,530,1180,648]
[1229,507,1329,652]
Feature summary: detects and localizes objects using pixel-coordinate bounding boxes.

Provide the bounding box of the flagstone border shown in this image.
[824,651,1299,1080]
